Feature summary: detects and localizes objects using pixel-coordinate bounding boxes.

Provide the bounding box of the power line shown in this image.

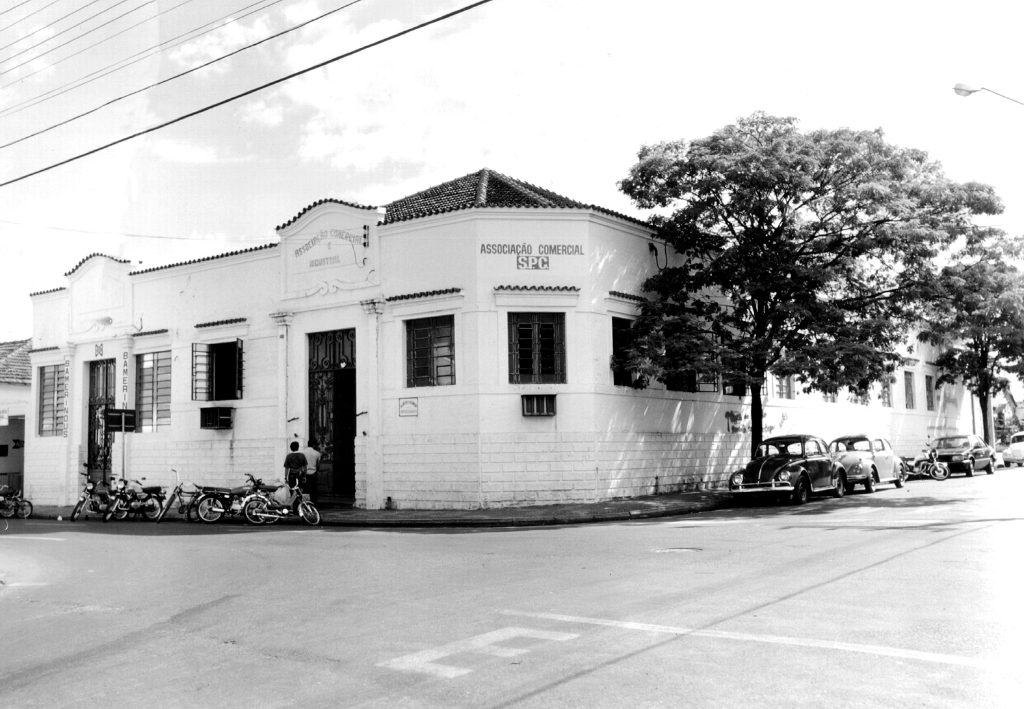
[0,0,281,116]
[0,0,153,77]
[0,0,106,50]
[0,0,365,151]
[0,0,61,26]
[0,0,498,189]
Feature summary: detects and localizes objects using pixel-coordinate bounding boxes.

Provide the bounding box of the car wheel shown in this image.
[894,464,906,488]
[832,474,846,499]
[863,470,876,493]
[985,460,994,475]
[966,459,975,477]
[791,476,809,505]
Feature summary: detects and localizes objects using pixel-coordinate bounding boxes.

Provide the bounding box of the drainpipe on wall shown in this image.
[270,313,293,452]
[359,299,385,509]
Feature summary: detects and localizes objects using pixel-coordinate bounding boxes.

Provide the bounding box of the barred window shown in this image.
[509,313,566,384]
[822,392,837,403]
[904,371,915,409]
[925,375,935,411]
[667,370,718,393]
[406,316,455,387]
[38,364,66,436]
[136,351,171,432]
[611,317,636,386]
[880,380,893,408]
[192,340,243,401]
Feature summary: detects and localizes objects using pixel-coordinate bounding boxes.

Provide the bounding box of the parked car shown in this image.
[829,435,906,492]
[1002,432,1024,467]
[931,434,996,476]
[729,434,847,505]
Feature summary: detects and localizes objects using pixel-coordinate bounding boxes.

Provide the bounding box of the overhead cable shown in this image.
[1,0,365,151]
[0,0,61,26]
[0,0,498,189]
[0,0,106,51]
[0,0,282,116]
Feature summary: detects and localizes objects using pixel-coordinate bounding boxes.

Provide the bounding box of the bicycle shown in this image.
[0,485,33,519]
[155,470,204,523]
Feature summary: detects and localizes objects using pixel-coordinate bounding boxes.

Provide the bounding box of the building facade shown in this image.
[0,339,31,491]
[24,170,980,509]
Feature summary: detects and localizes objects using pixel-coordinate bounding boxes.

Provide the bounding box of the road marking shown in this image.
[503,611,985,668]
[3,582,50,587]
[0,537,65,541]
[378,626,579,678]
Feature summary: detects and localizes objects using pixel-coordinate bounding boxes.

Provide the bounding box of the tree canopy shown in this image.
[919,235,1024,444]
[619,111,1004,452]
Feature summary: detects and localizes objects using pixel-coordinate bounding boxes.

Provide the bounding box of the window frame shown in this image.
[136,350,172,432]
[925,374,935,411]
[405,315,456,388]
[904,371,915,409]
[37,363,66,437]
[508,312,567,384]
[192,339,244,402]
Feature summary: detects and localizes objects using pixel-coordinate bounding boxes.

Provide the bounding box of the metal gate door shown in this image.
[87,359,116,482]
[309,330,356,502]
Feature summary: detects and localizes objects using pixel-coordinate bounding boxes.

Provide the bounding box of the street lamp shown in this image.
[953,83,1024,107]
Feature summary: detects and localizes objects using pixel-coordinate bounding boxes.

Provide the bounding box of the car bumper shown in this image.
[730,481,794,493]
[939,460,973,473]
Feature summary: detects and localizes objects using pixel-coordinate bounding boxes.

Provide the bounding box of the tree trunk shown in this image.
[979,388,992,445]
[751,379,764,457]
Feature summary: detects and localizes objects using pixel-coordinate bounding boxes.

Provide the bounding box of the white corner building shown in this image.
[23,170,982,509]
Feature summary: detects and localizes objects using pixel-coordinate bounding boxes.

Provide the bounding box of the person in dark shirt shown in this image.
[283,441,307,508]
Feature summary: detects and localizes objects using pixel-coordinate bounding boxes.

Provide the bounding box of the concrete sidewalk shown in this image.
[29,489,733,528]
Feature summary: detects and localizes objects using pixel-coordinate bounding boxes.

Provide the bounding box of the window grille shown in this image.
[611,317,638,386]
[880,380,893,408]
[522,394,556,416]
[775,375,795,400]
[508,313,566,384]
[666,370,719,393]
[192,339,244,401]
[136,351,171,432]
[406,316,455,387]
[904,371,915,409]
[37,364,66,436]
[822,392,837,403]
[925,375,935,411]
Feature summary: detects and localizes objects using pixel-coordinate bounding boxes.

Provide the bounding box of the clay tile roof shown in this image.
[382,168,654,229]
[29,287,67,298]
[129,243,278,275]
[494,285,580,292]
[384,288,463,302]
[275,198,380,232]
[0,339,32,385]
[64,253,131,277]
[195,318,247,329]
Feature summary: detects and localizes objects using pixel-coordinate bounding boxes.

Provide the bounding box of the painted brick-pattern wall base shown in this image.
[379,432,753,510]
[22,440,70,505]
[123,438,280,490]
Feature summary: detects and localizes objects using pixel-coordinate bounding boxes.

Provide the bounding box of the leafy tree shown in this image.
[918,236,1024,445]
[618,112,1003,455]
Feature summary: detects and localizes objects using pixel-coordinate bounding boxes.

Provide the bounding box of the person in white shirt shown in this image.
[299,438,321,504]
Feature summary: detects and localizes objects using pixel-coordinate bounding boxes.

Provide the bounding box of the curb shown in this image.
[24,495,732,529]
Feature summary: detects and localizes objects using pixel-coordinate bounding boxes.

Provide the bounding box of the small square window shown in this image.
[522,394,556,416]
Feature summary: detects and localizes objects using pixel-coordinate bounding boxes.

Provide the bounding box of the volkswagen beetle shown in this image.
[829,435,906,493]
[728,434,847,505]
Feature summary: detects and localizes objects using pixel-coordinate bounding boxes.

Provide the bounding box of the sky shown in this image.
[2,0,1024,341]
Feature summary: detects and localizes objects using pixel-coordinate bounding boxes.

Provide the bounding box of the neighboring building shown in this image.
[23,169,981,509]
[0,338,31,491]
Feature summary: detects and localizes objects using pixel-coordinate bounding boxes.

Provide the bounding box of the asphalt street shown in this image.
[2,471,1022,709]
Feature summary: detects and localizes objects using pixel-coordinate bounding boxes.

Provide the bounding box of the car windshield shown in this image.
[1012,433,1024,444]
[934,436,970,449]
[755,440,802,457]
[832,438,870,452]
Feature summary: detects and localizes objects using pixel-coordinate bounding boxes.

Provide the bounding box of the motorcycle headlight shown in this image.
[86,482,94,491]
[731,472,744,486]
[777,470,791,482]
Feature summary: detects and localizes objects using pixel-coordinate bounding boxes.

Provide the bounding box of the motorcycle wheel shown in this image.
[243,498,268,525]
[0,503,14,518]
[142,498,162,521]
[16,500,32,519]
[298,501,321,526]
[196,495,225,523]
[103,498,122,523]
[70,499,86,522]
[931,464,950,481]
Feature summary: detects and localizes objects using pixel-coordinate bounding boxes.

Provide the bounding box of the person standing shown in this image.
[282,441,307,508]
[300,438,321,504]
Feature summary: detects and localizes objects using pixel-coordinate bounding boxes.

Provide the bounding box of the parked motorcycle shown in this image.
[910,449,950,481]
[70,468,115,521]
[243,479,320,526]
[103,477,166,522]
[154,470,204,524]
[193,474,271,524]
[0,485,32,519]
